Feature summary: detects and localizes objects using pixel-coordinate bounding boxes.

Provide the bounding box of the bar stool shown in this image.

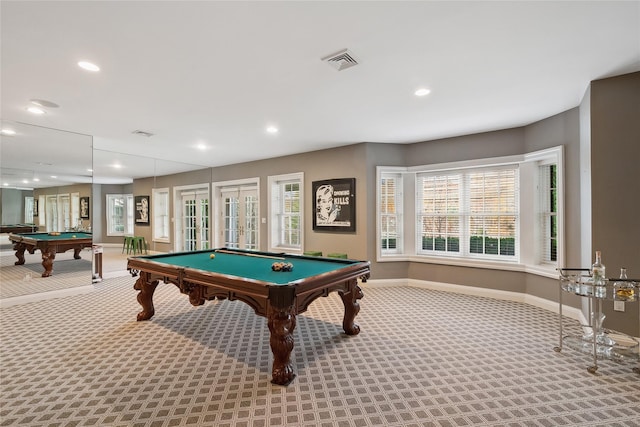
[122,236,134,254]
[131,236,147,254]
[327,252,348,259]
[303,251,323,257]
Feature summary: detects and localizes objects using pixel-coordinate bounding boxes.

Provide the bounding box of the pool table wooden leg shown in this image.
[41,250,56,277]
[134,273,159,321]
[13,243,26,265]
[340,282,364,335]
[268,307,297,386]
[73,247,82,259]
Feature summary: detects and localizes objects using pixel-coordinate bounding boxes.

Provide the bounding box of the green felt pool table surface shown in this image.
[143,249,357,285]
[10,231,92,241]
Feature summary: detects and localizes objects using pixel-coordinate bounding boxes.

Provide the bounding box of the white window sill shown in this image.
[377,254,558,279]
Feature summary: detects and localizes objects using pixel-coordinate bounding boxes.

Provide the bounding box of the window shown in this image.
[539,163,558,263]
[153,188,170,242]
[417,166,518,260]
[71,193,79,228]
[38,195,45,226]
[268,172,303,253]
[377,146,563,275]
[24,197,34,224]
[106,194,134,236]
[379,171,403,254]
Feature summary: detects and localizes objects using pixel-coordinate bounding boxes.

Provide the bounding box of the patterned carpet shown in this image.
[0,249,94,300]
[0,277,638,427]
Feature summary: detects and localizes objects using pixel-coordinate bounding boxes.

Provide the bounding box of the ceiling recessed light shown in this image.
[30,99,59,108]
[1,128,16,136]
[87,169,93,172]
[266,126,278,134]
[33,178,40,182]
[26,106,46,115]
[196,143,207,151]
[78,61,100,72]
[415,88,431,97]
[50,175,57,179]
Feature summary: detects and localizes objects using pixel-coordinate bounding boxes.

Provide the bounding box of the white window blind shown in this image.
[539,163,558,263]
[417,165,518,260]
[268,172,303,252]
[153,188,170,241]
[380,173,402,253]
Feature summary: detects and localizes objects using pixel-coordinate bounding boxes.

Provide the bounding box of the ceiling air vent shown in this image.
[132,130,154,137]
[321,49,358,71]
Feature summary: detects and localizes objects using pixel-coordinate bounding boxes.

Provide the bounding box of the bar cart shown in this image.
[555,268,639,374]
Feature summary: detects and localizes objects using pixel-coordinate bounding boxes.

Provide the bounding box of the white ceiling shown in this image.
[1,1,639,188]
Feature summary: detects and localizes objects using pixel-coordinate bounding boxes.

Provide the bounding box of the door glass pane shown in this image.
[184,199,197,251]
[243,193,258,250]
[199,197,210,250]
[224,195,239,248]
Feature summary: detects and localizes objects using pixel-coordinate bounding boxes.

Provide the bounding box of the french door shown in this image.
[220,186,259,250]
[179,189,210,251]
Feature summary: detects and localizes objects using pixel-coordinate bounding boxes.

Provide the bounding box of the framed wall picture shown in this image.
[80,197,90,219]
[312,178,356,232]
[135,195,150,225]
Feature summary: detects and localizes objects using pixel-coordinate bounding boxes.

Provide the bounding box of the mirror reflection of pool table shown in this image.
[127,248,371,386]
[8,232,93,277]
[1,224,38,234]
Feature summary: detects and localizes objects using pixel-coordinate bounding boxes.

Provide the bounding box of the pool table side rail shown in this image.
[8,233,93,249]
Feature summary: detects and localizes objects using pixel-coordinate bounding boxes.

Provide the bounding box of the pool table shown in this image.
[9,231,93,277]
[127,248,370,385]
[1,224,38,234]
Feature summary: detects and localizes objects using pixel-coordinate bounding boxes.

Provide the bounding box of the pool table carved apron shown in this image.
[12,237,88,277]
[131,267,366,386]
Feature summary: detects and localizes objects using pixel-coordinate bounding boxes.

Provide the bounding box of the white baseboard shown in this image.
[363,278,588,325]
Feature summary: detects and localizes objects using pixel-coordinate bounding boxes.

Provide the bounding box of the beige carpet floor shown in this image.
[1,275,639,426]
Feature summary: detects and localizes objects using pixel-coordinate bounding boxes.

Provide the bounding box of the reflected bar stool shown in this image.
[327,252,348,259]
[303,251,323,257]
[122,236,134,254]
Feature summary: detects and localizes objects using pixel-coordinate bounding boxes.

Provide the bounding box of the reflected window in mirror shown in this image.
[45,195,58,231]
[38,195,45,227]
[153,188,170,243]
[71,193,80,229]
[24,197,34,224]
[107,194,134,236]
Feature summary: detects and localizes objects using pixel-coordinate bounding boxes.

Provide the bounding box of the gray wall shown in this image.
[590,71,640,335]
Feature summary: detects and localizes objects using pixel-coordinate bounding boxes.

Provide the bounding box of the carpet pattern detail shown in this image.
[0,251,94,299]
[1,278,638,426]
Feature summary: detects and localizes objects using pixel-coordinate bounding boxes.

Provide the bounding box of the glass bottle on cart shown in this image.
[591,250,606,286]
[614,268,635,300]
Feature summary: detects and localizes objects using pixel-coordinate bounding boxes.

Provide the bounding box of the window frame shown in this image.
[152,187,170,243]
[268,172,304,254]
[106,193,134,237]
[376,146,564,278]
[416,165,519,262]
[377,168,404,258]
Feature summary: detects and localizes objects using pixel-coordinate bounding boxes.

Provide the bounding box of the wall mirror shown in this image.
[1,122,210,305]
[1,121,93,304]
